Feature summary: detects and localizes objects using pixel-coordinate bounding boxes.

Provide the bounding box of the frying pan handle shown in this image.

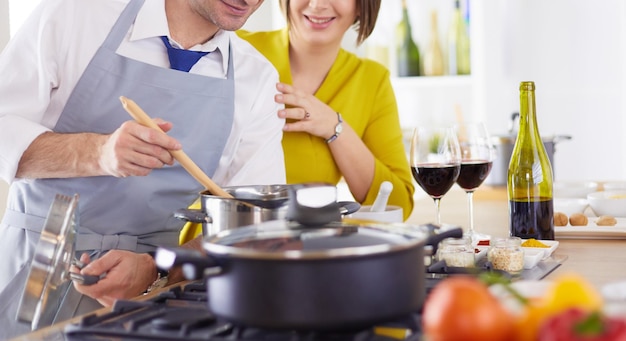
[155,247,219,280]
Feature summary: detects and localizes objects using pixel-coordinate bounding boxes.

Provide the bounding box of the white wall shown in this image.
[0,0,9,220]
[474,0,626,182]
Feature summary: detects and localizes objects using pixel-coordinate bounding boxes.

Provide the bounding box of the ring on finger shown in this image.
[305,112,311,119]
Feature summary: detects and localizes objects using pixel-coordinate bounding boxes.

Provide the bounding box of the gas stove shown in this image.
[63,281,426,341]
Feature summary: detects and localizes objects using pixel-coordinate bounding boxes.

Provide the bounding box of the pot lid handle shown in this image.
[286,183,341,226]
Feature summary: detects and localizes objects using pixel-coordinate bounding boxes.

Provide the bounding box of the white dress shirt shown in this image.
[0,0,285,186]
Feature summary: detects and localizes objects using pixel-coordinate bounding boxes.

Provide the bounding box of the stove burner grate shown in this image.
[64,282,422,341]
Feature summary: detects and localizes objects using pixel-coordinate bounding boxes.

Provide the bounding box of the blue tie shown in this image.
[161,36,210,72]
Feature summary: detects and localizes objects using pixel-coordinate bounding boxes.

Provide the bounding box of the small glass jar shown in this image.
[437,236,475,267]
[488,237,524,274]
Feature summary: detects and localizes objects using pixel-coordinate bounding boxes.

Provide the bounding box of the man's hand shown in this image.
[99,119,180,178]
[16,119,181,179]
[71,250,157,307]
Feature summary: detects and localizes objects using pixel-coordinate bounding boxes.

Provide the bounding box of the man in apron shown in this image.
[0,0,285,338]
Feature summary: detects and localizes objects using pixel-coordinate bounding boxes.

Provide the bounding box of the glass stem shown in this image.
[433,198,442,225]
[467,190,475,233]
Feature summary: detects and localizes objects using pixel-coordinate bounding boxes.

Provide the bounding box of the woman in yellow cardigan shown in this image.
[239,0,414,217]
[179,0,414,244]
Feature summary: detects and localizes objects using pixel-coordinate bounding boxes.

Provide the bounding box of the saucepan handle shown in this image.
[338,201,361,216]
[174,208,212,224]
[155,247,219,280]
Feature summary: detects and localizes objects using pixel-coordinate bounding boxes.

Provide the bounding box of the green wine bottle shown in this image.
[507,81,554,240]
[447,0,471,75]
[423,10,444,76]
[396,0,420,77]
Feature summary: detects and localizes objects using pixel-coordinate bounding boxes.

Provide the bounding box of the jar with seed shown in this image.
[487,237,524,274]
[437,236,475,267]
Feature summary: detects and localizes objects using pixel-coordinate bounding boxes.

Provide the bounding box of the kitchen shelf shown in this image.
[391,75,475,128]
[391,75,472,88]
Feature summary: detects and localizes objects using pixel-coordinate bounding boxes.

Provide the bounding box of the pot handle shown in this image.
[155,247,219,280]
[424,226,464,256]
[552,135,572,144]
[174,208,212,224]
[338,201,361,216]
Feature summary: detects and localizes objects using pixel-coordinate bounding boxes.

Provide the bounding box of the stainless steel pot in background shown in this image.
[485,113,571,186]
[175,185,290,237]
[175,184,362,237]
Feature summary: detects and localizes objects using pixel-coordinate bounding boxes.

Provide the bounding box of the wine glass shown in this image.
[410,126,461,225]
[455,122,497,243]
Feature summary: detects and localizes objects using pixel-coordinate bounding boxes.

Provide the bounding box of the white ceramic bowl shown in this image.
[603,182,626,191]
[554,198,589,216]
[347,205,403,223]
[587,191,626,217]
[554,181,599,198]
[523,249,543,269]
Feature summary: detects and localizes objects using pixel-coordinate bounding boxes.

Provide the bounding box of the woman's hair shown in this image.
[280,0,381,46]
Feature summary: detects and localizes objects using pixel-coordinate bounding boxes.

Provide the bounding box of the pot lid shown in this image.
[17,194,79,329]
[203,220,430,260]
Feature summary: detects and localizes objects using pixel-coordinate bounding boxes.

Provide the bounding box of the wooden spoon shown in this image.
[119,96,233,199]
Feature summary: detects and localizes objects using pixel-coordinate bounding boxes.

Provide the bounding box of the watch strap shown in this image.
[326,113,343,144]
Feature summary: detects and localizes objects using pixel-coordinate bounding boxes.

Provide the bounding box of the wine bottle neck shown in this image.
[519,92,538,130]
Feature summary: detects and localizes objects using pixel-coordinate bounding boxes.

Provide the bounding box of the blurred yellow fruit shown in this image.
[542,273,603,315]
[512,273,603,341]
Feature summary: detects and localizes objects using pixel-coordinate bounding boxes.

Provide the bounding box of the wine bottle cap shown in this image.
[520,81,535,90]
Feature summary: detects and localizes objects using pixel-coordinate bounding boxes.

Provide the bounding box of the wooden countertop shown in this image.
[407,185,626,288]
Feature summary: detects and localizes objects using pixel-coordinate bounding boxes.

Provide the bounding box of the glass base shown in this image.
[465,230,491,245]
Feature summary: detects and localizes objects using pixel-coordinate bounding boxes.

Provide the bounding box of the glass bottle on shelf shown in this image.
[423,10,445,76]
[396,0,420,77]
[447,0,471,75]
[507,81,554,240]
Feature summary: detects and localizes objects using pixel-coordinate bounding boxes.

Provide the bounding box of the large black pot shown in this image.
[156,220,462,331]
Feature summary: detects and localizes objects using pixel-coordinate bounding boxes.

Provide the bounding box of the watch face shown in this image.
[335,123,343,134]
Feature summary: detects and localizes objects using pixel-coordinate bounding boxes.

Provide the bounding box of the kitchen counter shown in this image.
[407,185,626,288]
[11,186,626,340]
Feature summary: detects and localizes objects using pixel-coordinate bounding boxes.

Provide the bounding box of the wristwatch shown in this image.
[326,113,343,144]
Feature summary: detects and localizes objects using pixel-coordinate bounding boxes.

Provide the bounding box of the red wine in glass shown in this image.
[455,122,497,243]
[411,164,461,198]
[410,126,461,225]
[456,160,493,191]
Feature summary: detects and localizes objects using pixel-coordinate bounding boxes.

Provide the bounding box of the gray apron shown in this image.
[0,0,234,335]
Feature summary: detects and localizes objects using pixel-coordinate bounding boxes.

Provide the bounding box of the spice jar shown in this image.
[488,237,524,274]
[437,236,475,267]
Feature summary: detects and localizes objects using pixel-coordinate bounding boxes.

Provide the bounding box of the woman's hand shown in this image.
[274,82,339,140]
[71,250,157,307]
